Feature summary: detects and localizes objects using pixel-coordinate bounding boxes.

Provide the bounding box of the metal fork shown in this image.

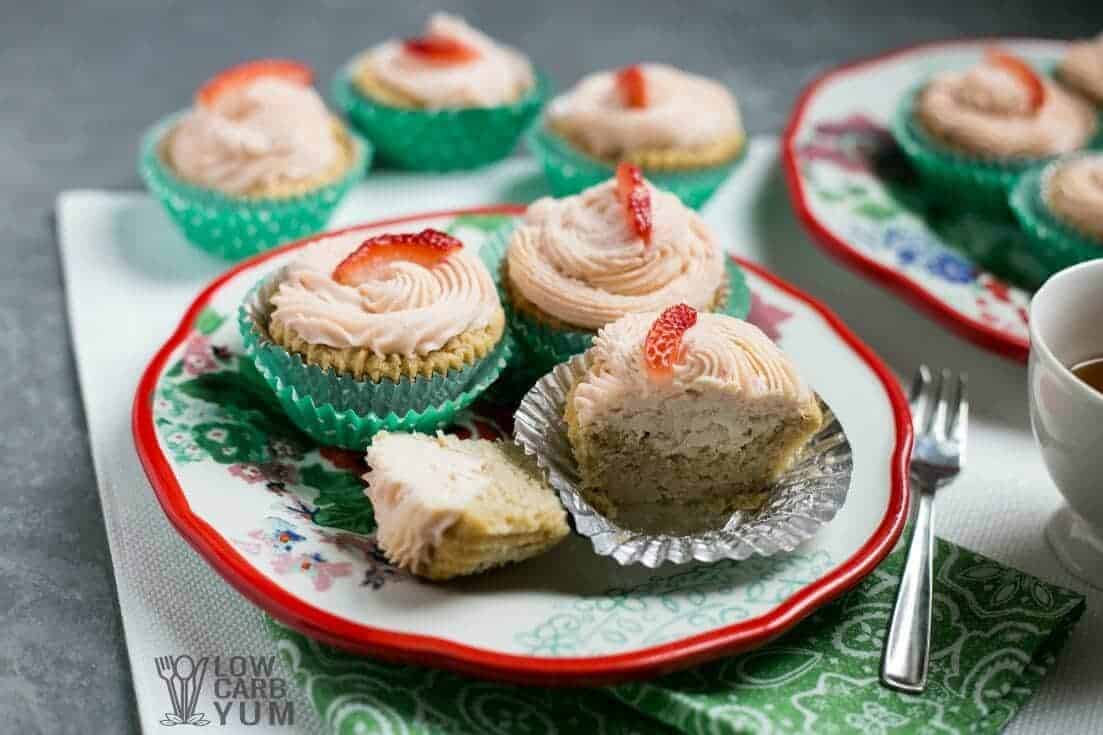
[881,366,968,693]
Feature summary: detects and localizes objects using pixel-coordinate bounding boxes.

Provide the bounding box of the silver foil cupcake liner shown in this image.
[513,352,852,567]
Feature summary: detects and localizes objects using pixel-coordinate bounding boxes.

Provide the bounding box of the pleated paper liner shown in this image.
[139,112,372,261]
[514,352,851,567]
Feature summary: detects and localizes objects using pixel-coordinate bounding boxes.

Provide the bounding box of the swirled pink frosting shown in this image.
[360,14,534,108]
[571,312,815,426]
[507,178,726,330]
[547,63,742,157]
[269,230,501,356]
[1045,154,1103,241]
[168,77,339,194]
[1060,34,1103,104]
[916,63,1097,159]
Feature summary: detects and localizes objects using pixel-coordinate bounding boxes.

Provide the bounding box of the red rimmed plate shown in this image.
[133,206,910,686]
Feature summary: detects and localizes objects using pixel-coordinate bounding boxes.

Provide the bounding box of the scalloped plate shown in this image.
[783,39,1072,362]
[133,206,910,686]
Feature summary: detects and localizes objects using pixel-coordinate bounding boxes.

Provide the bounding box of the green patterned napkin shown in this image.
[268,538,1083,735]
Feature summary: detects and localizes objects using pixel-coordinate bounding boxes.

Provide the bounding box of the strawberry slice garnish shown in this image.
[615,162,653,245]
[644,304,698,381]
[402,36,480,65]
[615,64,648,108]
[196,59,313,108]
[985,48,1046,112]
[332,229,463,285]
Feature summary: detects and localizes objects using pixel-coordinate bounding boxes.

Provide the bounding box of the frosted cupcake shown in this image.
[529,63,746,207]
[1058,33,1103,107]
[565,304,823,518]
[497,163,748,370]
[240,228,511,448]
[141,59,369,259]
[334,13,546,170]
[893,48,1098,214]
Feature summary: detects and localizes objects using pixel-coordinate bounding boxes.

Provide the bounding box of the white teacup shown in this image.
[1029,259,1103,588]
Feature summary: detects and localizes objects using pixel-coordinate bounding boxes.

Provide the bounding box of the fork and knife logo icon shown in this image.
[155,655,211,727]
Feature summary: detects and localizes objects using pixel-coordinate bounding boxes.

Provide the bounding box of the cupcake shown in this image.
[497,162,749,371]
[565,304,823,518]
[141,59,370,260]
[1058,33,1103,107]
[528,62,746,208]
[364,431,569,580]
[893,48,1098,214]
[334,13,546,170]
[240,228,511,449]
[1010,153,1103,276]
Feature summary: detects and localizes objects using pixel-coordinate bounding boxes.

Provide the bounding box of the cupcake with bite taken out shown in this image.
[240,227,511,449]
[334,13,547,170]
[893,47,1099,214]
[141,59,370,260]
[528,62,746,208]
[1058,33,1103,108]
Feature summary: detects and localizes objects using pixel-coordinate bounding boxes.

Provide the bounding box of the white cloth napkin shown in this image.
[58,138,1102,734]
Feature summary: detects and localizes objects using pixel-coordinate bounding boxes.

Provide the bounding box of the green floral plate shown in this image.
[134,207,910,685]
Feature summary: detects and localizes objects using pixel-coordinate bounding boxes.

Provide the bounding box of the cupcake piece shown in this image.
[364,431,569,580]
[893,48,1098,214]
[565,305,823,518]
[141,59,370,259]
[529,63,746,207]
[335,14,546,170]
[1059,33,1103,106]
[501,163,747,370]
[240,228,511,449]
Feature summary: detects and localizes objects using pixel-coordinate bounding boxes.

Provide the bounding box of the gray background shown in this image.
[3,0,1102,732]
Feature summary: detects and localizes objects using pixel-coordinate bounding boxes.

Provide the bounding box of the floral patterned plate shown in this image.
[133,207,910,686]
[783,39,1070,362]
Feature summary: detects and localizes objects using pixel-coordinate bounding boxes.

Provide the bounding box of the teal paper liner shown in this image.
[333,62,548,171]
[526,124,746,209]
[1009,159,1103,278]
[139,112,372,261]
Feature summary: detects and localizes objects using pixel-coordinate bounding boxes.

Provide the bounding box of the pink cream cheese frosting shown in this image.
[546,63,743,157]
[168,77,339,195]
[507,178,727,330]
[1044,154,1103,241]
[269,230,501,356]
[916,63,1097,159]
[571,311,816,426]
[359,14,534,108]
[1059,34,1103,104]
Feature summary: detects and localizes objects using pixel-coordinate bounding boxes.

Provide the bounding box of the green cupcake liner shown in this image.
[479,222,752,373]
[333,62,548,171]
[239,276,513,449]
[526,124,746,210]
[1009,158,1103,278]
[892,85,1103,218]
[139,112,372,261]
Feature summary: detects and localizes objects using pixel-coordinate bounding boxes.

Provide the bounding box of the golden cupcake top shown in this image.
[1059,32,1103,105]
[1044,153,1103,241]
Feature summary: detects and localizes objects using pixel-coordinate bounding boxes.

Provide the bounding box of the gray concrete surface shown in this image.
[2,0,1101,732]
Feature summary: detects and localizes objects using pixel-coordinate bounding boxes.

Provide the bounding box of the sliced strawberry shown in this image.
[402,36,480,65]
[332,229,462,285]
[985,48,1046,112]
[644,304,698,381]
[196,59,313,107]
[615,162,653,245]
[615,64,648,108]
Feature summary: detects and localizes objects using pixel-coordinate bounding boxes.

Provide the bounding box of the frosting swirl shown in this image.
[359,14,534,108]
[547,63,742,157]
[1059,34,1103,104]
[168,77,340,195]
[916,63,1097,159]
[269,230,501,356]
[1045,154,1103,241]
[571,312,816,426]
[507,178,726,329]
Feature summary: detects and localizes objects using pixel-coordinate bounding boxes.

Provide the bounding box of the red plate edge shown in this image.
[131,205,912,687]
[780,37,1065,364]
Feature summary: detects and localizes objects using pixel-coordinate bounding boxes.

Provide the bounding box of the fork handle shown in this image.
[881,484,934,693]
